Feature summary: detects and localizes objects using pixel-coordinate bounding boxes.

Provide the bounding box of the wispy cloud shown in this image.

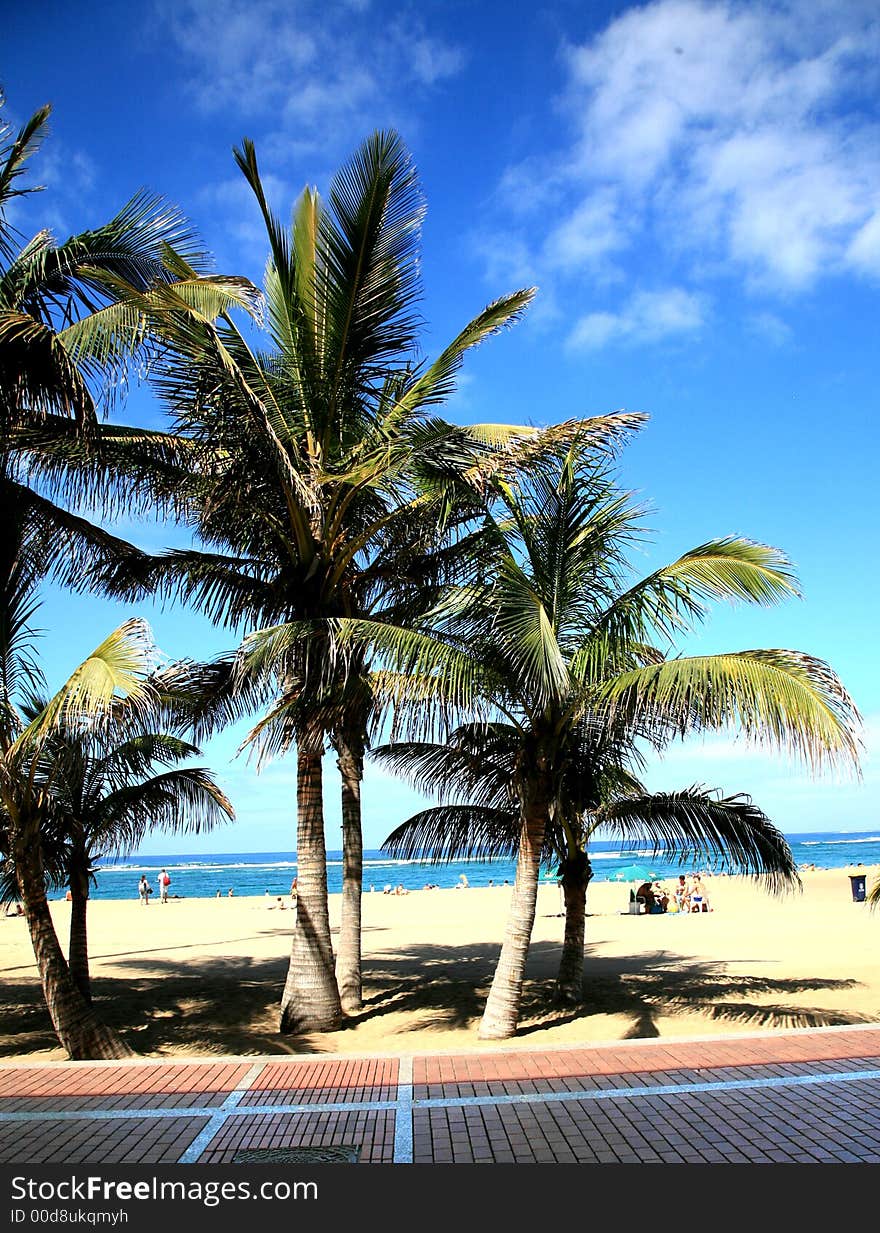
[482,0,880,348]
[747,311,793,348]
[848,210,880,276]
[195,173,292,274]
[568,287,706,350]
[157,0,465,276]
[158,0,464,159]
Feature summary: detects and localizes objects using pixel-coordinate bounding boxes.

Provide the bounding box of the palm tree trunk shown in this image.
[14,830,133,1060]
[334,731,364,1013]
[478,778,550,1040]
[68,858,91,1003]
[555,852,593,1005]
[279,743,343,1033]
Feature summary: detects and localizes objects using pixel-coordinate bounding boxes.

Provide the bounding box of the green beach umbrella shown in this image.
[611,862,657,883]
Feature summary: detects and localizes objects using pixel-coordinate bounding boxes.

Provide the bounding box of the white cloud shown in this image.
[568,287,705,350]
[559,0,879,285]
[848,211,880,275]
[747,311,793,347]
[543,188,629,272]
[484,0,880,345]
[406,30,466,85]
[158,0,464,158]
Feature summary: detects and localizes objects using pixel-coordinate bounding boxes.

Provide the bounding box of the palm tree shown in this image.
[344,431,860,1038]
[0,561,169,1057]
[91,130,541,1031]
[376,718,799,1006]
[37,684,234,1002]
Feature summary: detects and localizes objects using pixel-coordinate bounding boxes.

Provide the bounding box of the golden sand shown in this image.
[2,867,879,1060]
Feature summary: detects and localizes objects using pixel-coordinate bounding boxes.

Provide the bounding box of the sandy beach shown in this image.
[2,868,879,1061]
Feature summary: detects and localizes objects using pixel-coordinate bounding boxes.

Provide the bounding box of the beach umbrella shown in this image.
[611,862,657,883]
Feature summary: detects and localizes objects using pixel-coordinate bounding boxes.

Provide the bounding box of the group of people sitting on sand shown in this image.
[636,874,711,914]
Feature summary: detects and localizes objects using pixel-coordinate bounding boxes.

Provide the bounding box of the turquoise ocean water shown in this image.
[88,830,880,901]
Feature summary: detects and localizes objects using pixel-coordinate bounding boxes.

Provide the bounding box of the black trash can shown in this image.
[849,873,867,902]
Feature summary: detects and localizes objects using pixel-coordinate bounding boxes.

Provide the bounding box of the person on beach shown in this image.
[138,875,152,905]
[636,881,656,912]
[457,874,469,889]
[290,877,298,897]
[159,869,170,903]
[690,875,710,911]
[674,875,689,913]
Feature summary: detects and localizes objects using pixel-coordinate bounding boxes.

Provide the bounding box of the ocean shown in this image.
[87,830,880,902]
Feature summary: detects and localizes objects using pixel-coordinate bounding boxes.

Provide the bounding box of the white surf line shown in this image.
[177,1061,266,1164]
[393,1056,414,1164]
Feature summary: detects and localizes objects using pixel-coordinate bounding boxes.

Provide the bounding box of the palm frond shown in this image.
[587,538,802,653]
[321,129,425,405]
[494,557,569,710]
[599,786,800,893]
[94,767,233,855]
[387,289,535,421]
[371,726,520,808]
[599,650,862,773]
[0,101,51,259]
[16,619,158,748]
[382,804,521,863]
[463,412,647,490]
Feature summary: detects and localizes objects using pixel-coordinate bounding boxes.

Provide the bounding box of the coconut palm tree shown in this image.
[33,686,234,1002]
[341,431,860,1038]
[376,718,798,1006]
[90,129,544,1031]
[0,555,168,1057]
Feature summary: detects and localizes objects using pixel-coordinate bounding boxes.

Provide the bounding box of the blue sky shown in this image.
[4,0,879,851]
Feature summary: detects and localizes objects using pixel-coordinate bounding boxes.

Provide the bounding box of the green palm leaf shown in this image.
[598,650,862,771]
[585,538,802,653]
[384,289,535,423]
[16,619,158,748]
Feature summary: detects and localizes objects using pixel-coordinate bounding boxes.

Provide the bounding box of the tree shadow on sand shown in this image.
[513,943,871,1038]
[1,937,875,1059]
[341,940,873,1039]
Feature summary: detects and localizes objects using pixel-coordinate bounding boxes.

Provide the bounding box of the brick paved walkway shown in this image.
[2,1025,880,1164]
